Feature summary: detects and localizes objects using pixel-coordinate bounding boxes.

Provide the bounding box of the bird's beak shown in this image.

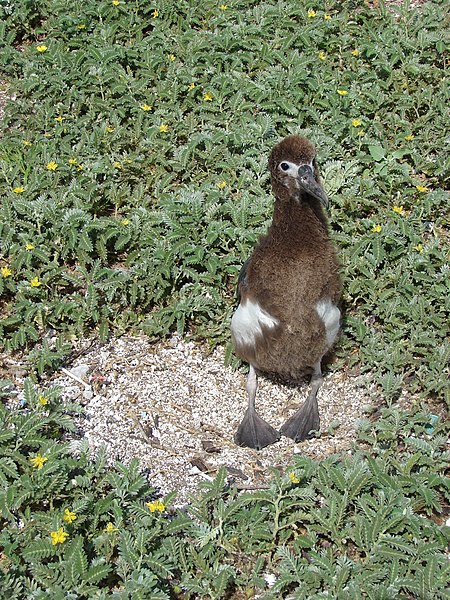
[297,165,329,208]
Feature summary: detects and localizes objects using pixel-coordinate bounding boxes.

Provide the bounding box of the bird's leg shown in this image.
[280,361,322,442]
[234,365,280,450]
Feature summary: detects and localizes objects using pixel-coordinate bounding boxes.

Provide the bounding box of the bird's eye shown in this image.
[280,162,289,171]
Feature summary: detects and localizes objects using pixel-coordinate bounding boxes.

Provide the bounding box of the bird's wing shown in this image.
[236,257,251,305]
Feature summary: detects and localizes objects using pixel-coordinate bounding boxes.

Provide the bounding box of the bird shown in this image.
[230,135,342,450]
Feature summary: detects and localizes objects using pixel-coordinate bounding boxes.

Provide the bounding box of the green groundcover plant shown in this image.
[0,0,448,403]
[0,1,449,597]
[0,381,449,599]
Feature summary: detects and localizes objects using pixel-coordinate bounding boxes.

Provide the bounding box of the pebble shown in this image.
[83,388,93,400]
[70,364,90,380]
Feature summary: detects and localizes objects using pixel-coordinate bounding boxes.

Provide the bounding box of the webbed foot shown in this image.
[235,408,280,450]
[280,394,320,442]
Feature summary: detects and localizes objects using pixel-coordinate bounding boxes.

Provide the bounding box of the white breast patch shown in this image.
[231,299,278,347]
[316,298,341,348]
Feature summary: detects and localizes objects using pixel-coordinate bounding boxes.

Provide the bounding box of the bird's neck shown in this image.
[271,195,328,233]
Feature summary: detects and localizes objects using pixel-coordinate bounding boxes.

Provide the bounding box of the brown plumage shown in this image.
[230,135,342,450]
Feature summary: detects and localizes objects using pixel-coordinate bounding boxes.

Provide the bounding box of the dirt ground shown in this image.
[4,335,384,504]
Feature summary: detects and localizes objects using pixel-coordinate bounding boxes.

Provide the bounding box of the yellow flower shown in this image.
[13,186,25,193]
[50,527,69,545]
[146,500,165,513]
[77,164,84,171]
[152,9,159,18]
[36,45,48,53]
[352,49,360,56]
[68,158,77,165]
[105,126,114,133]
[416,185,428,193]
[307,8,317,17]
[105,522,119,533]
[159,123,169,133]
[30,453,48,469]
[216,180,227,189]
[351,118,362,127]
[63,508,77,523]
[30,277,42,287]
[324,13,331,20]
[1,267,12,278]
[168,54,176,61]
[289,472,300,484]
[54,116,64,123]
[337,89,348,96]
[393,205,404,215]
[204,92,213,101]
[38,395,48,405]
[414,243,423,253]
[219,3,228,9]
[46,161,58,171]
[120,218,130,226]
[77,24,86,29]
[372,224,381,233]
[26,243,34,251]
[188,82,195,91]
[140,103,153,111]
[23,140,32,146]
[112,0,120,5]
[113,161,122,169]
[357,129,365,137]
[318,51,326,61]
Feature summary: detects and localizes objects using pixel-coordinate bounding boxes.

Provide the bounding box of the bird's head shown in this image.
[268,136,328,208]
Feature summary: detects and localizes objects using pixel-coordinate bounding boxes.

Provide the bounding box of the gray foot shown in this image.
[235,408,280,450]
[280,394,320,442]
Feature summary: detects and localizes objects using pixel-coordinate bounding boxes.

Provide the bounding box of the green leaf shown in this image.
[368,145,386,161]
[22,541,55,562]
